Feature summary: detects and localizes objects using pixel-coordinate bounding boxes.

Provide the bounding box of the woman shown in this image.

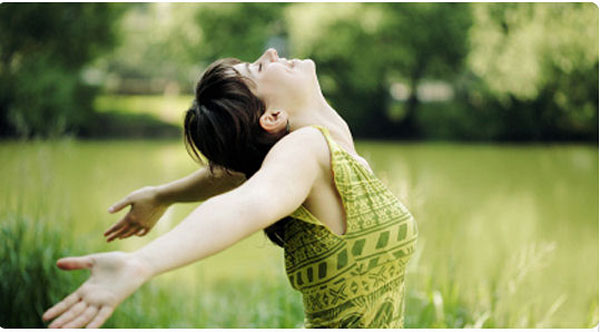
[42,48,418,328]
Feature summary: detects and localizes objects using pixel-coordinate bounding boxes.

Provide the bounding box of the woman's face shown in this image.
[233,48,317,111]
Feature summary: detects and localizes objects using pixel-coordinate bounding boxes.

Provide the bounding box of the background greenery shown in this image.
[0,2,597,328]
[0,3,597,141]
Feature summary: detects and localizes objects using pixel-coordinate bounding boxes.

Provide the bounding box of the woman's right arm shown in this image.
[104,167,246,242]
[43,127,326,328]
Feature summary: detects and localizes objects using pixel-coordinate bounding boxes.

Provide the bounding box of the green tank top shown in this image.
[284,125,418,328]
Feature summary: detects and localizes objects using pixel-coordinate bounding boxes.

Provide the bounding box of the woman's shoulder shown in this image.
[265,126,331,171]
[284,126,373,174]
[285,125,326,144]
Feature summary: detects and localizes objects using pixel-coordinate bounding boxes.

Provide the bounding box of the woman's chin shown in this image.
[295,58,315,68]
[305,58,316,68]
[302,59,317,75]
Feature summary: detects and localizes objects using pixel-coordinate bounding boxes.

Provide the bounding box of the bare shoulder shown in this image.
[263,126,330,170]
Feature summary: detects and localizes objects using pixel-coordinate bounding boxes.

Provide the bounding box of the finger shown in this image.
[105,225,125,241]
[136,228,149,236]
[63,305,98,328]
[119,225,142,239]
[106,224,134,242]
[107,219,137,241]
[43,292,80,322]
[86,306,114,328]
[108,198,131,213]
[56,255,94,270]
[48,300,86,328]
[104,218,128,236]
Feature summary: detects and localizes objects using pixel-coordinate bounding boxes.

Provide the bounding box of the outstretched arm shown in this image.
[104,167,246,242]
[155,166,246,204]
[134,130,323,276]
[43,127,327,328]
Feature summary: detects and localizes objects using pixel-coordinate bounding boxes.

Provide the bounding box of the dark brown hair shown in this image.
[183,58,289,247]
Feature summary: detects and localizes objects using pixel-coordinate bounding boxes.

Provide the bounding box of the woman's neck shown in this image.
[289,96,355,149]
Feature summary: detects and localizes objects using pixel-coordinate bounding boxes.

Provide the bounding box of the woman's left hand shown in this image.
[42,251,151,328]
[104,186,169,242]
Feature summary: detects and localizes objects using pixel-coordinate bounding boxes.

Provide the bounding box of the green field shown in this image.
[0,138,597,328]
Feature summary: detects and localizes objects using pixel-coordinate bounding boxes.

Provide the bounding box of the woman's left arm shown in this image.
[43,127,326,328]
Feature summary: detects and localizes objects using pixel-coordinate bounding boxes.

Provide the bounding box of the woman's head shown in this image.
[183,49,319,247]
[184,49,317,178]
[232,48,318,121]
[184,57,282,178]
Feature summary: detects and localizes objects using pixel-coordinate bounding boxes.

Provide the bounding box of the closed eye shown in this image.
[258,63,262,72]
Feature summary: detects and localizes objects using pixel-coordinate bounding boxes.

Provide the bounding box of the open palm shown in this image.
[43,251,151,328]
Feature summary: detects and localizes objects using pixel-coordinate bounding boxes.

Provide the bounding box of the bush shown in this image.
[0,3,126,138]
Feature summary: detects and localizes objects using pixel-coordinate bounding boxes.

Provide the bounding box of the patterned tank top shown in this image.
[283,125,418,328]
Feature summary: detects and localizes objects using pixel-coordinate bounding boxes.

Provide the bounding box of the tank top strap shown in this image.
[288,124,364,235]
[309,125,344,155]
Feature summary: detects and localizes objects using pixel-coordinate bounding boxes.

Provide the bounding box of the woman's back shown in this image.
[283,125,418,328]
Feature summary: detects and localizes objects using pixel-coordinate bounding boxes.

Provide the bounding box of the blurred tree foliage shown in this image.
[287,3,472,138]
[285,3,597,141]
[92,3,287,95]
[94,3,203,94]
[465,3,598,141]
[0,3,597,141]
[0,3,126,138]
[193,3,288,62]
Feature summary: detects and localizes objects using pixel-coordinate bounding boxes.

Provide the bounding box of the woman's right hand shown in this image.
[104,186,169,242]
[42,251,152,328]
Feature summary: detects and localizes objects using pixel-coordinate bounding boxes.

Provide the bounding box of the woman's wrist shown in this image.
[153,184,176,206]
[129,250,159,281]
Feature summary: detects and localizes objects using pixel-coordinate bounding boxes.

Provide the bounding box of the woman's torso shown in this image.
[283,125,418,328]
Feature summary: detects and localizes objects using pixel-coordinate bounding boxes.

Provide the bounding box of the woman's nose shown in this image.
[265,48,278,62]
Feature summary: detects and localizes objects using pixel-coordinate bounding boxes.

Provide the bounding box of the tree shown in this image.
[467,3,598,140]
[0,3,126,137]
[193,3,288,63]
[287,3,472,138]
[94,3,205,95]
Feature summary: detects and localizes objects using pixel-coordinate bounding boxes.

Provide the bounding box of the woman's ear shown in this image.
[259,109,289,134]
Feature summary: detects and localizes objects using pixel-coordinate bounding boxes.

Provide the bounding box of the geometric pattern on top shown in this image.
[284,125,418,328]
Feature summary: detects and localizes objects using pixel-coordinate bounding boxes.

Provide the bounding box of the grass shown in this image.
[402,241,577,328]
[4,208,594,328]
[0,208,304,328]
[0,211,87,327]
[106,276,304,328]
[0,138,597,328]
